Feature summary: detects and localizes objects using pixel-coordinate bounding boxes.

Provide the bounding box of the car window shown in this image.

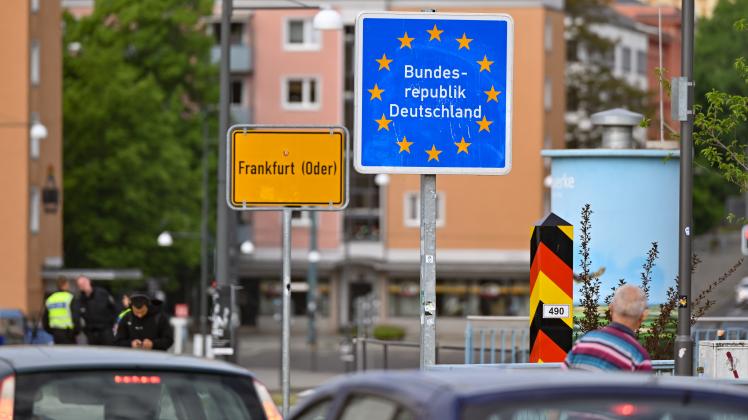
[337,394,414,420]
[14,370,265,420]
[294,398,333,420]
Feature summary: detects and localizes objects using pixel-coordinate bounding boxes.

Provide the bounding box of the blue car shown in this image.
[289,369,748,420]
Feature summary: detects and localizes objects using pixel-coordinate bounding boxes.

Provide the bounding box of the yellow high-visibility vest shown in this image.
[45,291,74,329]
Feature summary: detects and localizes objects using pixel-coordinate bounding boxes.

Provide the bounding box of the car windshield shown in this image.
[462,397,748,420]
[14,370,266,420]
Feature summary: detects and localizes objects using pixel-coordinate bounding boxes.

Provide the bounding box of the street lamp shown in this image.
[157,231,174,247]
[240,239,255,255]
[313,5,343,30]
[30,121,48,142]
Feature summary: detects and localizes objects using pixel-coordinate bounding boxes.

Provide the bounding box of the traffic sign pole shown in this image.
[420,174,437,369]
[281,208,292,417]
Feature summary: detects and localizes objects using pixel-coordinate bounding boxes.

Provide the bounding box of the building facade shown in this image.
[63,0,566,330]
[230,0,566,330]
[0,0,64,314]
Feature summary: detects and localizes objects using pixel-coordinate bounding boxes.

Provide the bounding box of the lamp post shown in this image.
[307,212,320,370]
[675,0,695,377]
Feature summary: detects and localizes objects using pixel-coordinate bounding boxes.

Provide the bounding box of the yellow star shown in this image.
[368,84,384,101]
[456,33,473,50]
[426,24,443,42]
[484,85,502,102]
[398,32,415,49]
[397,136,413,153]
[454,137,471,154]
[376,53,393,71]
[476,116,493,132]
[375,114,392,131]
[477,55,494,72]
[425,145,442,162]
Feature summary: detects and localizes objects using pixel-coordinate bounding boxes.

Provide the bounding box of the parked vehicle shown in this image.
[289,369,748,420]
[0,309,54,345]
[0,346,280,419]
[736,277,748,306]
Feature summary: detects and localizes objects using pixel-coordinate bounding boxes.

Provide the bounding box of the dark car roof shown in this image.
[0,346,252,377]
[293,369,748,417]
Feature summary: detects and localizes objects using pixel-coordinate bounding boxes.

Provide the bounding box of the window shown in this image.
[621,46,632,73]
[544,77,552,112]
[293,398,332,420]
[231,79,244,105]
[31,0,39,13]
[637,50,647,75]
[339,394,414,420]
[31,40,40,86]
[544,17,553,52]
[30,187,40,234]
[212,22,245,45]
[292,210,311,227]
[14,371,266,419]
[285,18,320,50]
[283,77,320,110]
[403,192,445,228]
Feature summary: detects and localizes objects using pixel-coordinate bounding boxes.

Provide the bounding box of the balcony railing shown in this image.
[211,44,252,73]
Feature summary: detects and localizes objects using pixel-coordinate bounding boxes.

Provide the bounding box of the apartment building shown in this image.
[63,0,566,330]
[0,0,64,314]
[228,0,566,330]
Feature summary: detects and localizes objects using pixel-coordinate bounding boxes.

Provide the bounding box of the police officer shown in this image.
[43,277,80,344]
[76,276,118,345]
[114,292,173,351]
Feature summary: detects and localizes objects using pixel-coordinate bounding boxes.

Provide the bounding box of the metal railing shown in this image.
[352,337,464,371]
[465,316,748,367]
[430,359,677,375]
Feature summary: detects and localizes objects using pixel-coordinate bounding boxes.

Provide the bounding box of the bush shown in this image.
[372,324,406,341]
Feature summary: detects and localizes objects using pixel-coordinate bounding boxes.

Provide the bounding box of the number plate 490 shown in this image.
[542,304,570,319]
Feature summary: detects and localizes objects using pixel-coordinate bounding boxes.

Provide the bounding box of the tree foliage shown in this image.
[63,0,217,288]
[565,0,650,147]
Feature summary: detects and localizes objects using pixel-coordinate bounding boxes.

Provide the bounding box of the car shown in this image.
[289,369,748,420]
[736,277,748,306]
[0,346,281,419]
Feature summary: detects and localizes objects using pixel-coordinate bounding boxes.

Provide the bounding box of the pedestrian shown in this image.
[76,276,118,345]
[114,292,173,351]
[564,284,652,372]
[42,277,80,345]
[113,294,131,336]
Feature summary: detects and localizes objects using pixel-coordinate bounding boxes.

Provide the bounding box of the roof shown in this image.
[0,346,252,377]
[308,369,748,403]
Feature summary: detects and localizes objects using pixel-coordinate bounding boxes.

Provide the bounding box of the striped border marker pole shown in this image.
[529,213,573,363]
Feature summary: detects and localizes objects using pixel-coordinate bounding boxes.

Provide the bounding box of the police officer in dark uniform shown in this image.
[114,292,173,351]
[76,276,117,345]
[43,277,80,344]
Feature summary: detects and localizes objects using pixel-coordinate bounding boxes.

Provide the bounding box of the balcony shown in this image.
[230,105,251,124]
[211,44,252,73]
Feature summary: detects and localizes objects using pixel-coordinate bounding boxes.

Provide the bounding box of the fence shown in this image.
[464,315,748,366]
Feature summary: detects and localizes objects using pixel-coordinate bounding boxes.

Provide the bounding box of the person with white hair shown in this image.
[564,284,652,372]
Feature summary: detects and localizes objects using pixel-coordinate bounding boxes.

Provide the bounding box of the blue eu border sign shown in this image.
[354,12,514,175]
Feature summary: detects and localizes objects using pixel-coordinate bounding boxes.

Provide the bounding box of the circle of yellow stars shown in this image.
[367,24,502,162]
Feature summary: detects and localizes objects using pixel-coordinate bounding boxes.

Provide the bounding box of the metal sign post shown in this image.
[281,208,292,416]
[226,125,349,416]
[420,174,437,368]
[354,12,514,369]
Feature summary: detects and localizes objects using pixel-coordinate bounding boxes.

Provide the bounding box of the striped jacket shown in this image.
[564,322,652,372]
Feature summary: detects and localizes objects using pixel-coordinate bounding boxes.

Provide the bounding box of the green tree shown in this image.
[693,15,748,192]
[63,0,217,289]
[689,2,748,233]
[565,0,650,147]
